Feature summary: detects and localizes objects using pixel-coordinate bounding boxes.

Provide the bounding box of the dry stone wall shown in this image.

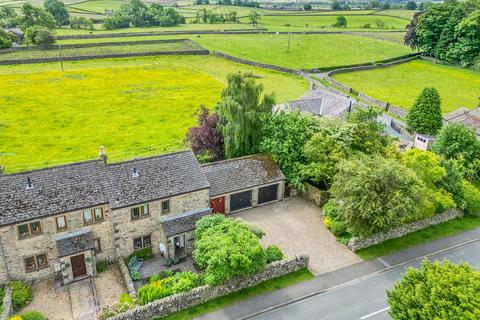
[302,183,330,207]
[0,285,12,320]
[109,255,309,320]
[118,259,136,297]
[348,209,463,251]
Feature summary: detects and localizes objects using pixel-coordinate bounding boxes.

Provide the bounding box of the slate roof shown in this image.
[201,154,285,197]
[55,229,94,258]
[0,160,110,226]
[0,150,210,226]
[443,107,480,137]
[106,151,210,209]
[159,207,211,237]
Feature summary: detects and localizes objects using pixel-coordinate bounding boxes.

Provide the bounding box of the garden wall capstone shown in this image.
[108,255,309,320]
[0,49,209,65]
[348,208,463,251]
[302,183,330,207]
[118,259,136,298]
[0,284,12,320]
[211,51,301,75]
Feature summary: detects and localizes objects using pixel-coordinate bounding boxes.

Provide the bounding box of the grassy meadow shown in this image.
[333,59,480,113]
[0,55,307,172]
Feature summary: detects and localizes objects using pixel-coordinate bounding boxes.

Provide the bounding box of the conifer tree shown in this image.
[406,87,443,135]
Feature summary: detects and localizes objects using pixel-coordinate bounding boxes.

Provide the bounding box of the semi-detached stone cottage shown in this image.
[0,150,285,285]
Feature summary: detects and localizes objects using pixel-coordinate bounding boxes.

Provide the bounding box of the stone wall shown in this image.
[112,189,210,258]
[0,204,116,284]
[211,51,300,75]
[118,259,136,297]
[301,183,329,207]
[0,284,12,320]
[347,208,463,251]
[0,50,209,65]
[108,255,309,320]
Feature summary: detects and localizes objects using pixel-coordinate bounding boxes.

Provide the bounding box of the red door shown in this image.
[210,197,225,214]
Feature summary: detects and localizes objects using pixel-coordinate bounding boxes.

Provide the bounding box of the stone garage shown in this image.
[201,154,285,214]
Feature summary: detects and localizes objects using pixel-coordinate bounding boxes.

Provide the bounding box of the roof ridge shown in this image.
[201,153,271,167]
[1,159,103,177]
[106,149,192,167]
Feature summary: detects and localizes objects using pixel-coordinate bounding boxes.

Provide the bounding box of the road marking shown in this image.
[360,307,390,319]
[376,257,391,267]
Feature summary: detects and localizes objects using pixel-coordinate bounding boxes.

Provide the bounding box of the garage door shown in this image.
[230,190,252,212]
[258,184,278,204]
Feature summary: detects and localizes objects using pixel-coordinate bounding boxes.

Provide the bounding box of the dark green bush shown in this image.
[265,245,284,263]
[128,247,154,261]
[330,219,347,237]
[96,260,108,273]
[10,280,32,310]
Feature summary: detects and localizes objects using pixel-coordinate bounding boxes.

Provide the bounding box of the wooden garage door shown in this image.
[258,184,278,204]
[230,190,252,212]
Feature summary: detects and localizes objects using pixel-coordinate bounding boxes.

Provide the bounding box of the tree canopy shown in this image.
[433,123,480,164]
[387,260,480,320]
[406,87,443,135]
[44,0,69,26]
[217,73,274,159]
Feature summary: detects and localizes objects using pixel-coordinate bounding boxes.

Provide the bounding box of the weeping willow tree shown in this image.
[217,73,275,159]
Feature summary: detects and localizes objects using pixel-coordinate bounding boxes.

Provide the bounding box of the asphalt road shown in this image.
[248,240,480,320]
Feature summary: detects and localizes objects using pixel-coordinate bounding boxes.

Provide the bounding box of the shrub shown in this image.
[96,260,108,273]
[462,180,480,216]
[119,293,135,306]
[98,302,134,320]
[363,23,371,28]
[387,260,480,319]
[128,247,154,261]
[14,311,46,320]
[24,26,55,47]
[330,219,347,237]
[195,214,226,240]
[265,245,283,263]
[193,216,267,285]
[10,281,32,310]
[322,201,337,219]
[433,123,480,165]
[130,271,141,281]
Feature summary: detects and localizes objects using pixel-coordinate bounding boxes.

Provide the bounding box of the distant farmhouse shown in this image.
[3,28,24,44]
[0,150,285,286]
[273,87,355,119]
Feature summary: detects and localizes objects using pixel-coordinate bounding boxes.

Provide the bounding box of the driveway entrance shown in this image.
[233,196,361,275]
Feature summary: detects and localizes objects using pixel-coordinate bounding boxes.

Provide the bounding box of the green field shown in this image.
[0,55,307,172]
[373,9,417,20]
[68,0,125,13]
[187,33,412,69]
[246,14,409,31]
[0,40,201,61]
[333,59,480,113]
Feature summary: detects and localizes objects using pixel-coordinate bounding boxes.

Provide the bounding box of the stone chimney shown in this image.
[98,146,108,164]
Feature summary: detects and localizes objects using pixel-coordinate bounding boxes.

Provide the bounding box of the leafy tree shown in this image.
[193,216,267,285]
[260,112,323,189]
[217,73,274,159]
[331,0,342,10]
[433,123,480,164]
[19,3,56,29]
[405,0,417,10]
[303,3,312,10]
[24,26,55,46]
[387,260,480,320]
[462,180,480,215]
[44,0,69,26]
[248,10,260,26]
[332,15,347,27]
[330,154,426,237]
[367,0,380,9]
[405,11,422,48]
[402,149,446,188]
[185,106,224,162]
[406,87,442,135]
[440,158,466,209]
[347,107,389,154]
[0,29,14,49]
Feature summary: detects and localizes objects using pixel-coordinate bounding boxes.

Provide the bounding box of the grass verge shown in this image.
[356,216,480,260]
[160,268,314,320]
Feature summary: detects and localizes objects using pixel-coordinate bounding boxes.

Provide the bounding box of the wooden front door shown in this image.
[210,197,225,214]
[71,254,87,278]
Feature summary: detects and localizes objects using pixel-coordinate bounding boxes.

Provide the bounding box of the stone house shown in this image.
[0,150,284,285]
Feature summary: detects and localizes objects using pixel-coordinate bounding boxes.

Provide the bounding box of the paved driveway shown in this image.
[233,196,361,275]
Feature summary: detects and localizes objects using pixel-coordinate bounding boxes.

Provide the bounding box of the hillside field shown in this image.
[0,55,307,172]
[333,59,480,113]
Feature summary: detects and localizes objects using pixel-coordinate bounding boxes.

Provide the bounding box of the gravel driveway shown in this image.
[233,196,361,275]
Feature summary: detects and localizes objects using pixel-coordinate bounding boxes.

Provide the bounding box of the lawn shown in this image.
[0,40,202,61]
[333,59,480,112]
[161,268,314,320]
[247,14,409,31]
[0,55,307,172]
[188,33,412,69]
[356,216,480,260]
[67,0,125,13]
